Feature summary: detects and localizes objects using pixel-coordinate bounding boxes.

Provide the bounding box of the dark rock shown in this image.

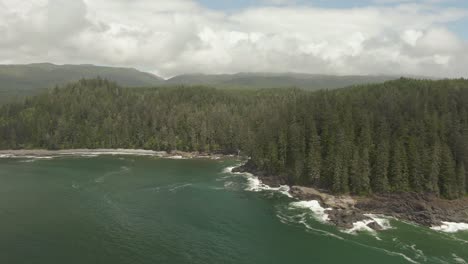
[367,221,383,231]
[289,186,325,202]
[355,192,468,227]
[328,209,369,229]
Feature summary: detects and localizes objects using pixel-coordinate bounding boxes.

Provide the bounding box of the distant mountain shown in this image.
[166,72,401,90]
[0,63,405,104]
[0,63,164,103]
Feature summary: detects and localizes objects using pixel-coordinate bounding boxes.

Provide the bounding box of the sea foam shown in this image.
[431,222,468,233]
[222,165,292,198]
[290,200,331,222]
[345,214,392,234]
[245,174,292,198]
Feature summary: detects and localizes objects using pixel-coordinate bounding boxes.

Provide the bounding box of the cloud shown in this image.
[0,0,467,78]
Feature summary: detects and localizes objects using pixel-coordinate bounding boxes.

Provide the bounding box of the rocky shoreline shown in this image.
[233,162,468,231]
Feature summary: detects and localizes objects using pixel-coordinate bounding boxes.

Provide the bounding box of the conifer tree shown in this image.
[440,144,457,199]
[306,122,321,185]
[389,141,410,192]
[456,162,466,197]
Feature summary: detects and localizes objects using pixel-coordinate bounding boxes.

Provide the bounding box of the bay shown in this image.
[0,156,466,264]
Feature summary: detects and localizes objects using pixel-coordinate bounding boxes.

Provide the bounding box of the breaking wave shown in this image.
[289,200,331,222]
[431,222,468,233]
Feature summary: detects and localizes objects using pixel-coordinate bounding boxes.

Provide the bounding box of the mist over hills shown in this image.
[0,63,403,103]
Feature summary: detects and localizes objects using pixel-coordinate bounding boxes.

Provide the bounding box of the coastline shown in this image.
[0,149,233,160]
[2,150,467,233]
[233,162,468,233]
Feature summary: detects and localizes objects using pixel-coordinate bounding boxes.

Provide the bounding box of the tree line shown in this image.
[0,78,467,199]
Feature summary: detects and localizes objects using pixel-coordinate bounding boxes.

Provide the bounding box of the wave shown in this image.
[63,149,163,157]
[244,175,292,198]
[95,166,131,183]
[169,183,192,192]
[344,214,393,235]
[452,253,467,264]
[0,149,170,159]
[289,200,331,222]
[431,222,468,233]
[223,181,236,190]
[167,155,186,159]
[20,159,37,163]
[367,246,419,264]
[17,156,57,162]
[222,166,237,174]
[345,219,377,234]
[276,211,344,240]
[222,164,292,198]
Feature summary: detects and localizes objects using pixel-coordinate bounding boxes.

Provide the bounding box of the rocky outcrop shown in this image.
[290,186,371,229]
[289,186,468,229]
[235,162,468,231]
[232,160,287,187]
[356,193,468,227]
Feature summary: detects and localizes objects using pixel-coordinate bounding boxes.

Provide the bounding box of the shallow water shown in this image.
[0,156,466,264]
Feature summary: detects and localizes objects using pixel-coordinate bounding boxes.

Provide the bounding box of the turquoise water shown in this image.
[0,156,467,264]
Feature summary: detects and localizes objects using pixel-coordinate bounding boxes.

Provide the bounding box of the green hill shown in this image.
[166,72,400,90]
[0,63,408,104]
[0,63,164,103]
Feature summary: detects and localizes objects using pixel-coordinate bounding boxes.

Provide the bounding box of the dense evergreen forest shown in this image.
[1,78,467,199]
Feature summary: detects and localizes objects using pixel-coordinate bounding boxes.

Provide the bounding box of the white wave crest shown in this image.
[222,166,237,174]
[365,214,392,230]
[290,200,331,222]
[167,155,185,159]
[1,155,57,160]
[245,175,292,198]
[345,219,376,234]
[222,165,292,198]
[431,222,468,233]
[345,214,392,234]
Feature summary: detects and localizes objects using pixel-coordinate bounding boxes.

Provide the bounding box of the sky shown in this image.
[0,0,467,78]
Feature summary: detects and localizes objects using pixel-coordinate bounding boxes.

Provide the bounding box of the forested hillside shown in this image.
[0,78,467,199]
[0,63,163,103]
[0,63,400,104]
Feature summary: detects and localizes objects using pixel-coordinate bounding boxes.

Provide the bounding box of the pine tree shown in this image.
[439,144,457,199]
[332,155,345,193]
[306,122,321,185]
[358,148,371,194]
[286,121,305,184]
[426,141,441,196]
[456,162,466,197]
[389,141,410,192]
[407,138,424,192]
[349,149,360,194]
[350,148,371,195]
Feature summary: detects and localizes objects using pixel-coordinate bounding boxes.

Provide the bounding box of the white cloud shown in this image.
[0,0,467,78]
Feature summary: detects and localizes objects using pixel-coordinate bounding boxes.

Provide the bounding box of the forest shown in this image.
[0,78,467,199]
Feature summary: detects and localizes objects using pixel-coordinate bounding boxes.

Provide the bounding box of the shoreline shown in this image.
[233,163,468,233]
[2,151,466,233]
[0,149,235,160]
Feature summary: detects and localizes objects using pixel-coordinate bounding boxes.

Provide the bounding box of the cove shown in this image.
[0,155,467,264]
